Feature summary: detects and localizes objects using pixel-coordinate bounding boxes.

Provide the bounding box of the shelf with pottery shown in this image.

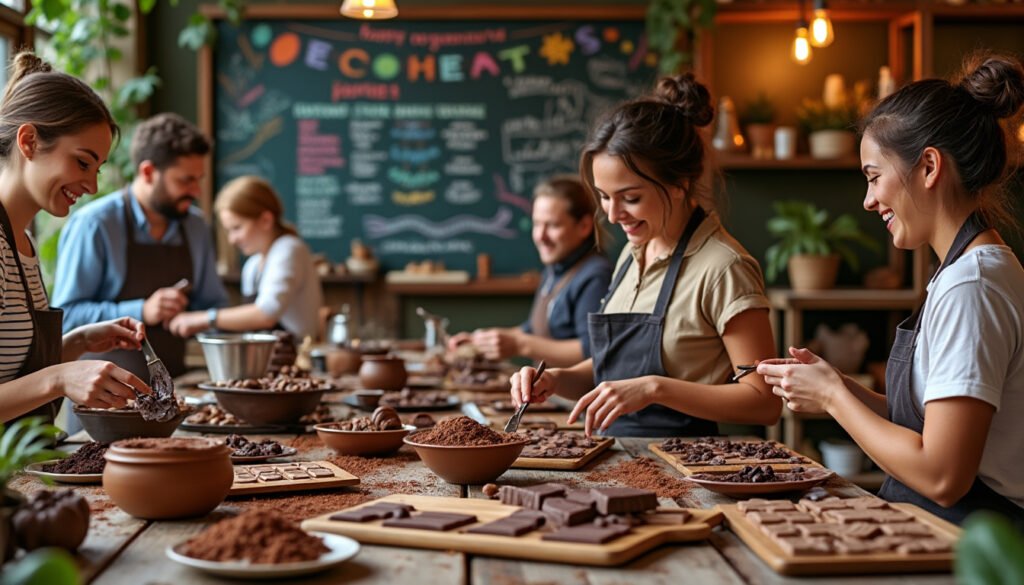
[386,273,541,297]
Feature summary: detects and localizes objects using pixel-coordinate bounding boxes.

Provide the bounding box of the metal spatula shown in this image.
[503,361,546,433]
[135,337,179,422]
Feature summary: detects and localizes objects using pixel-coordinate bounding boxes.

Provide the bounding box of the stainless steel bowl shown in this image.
[196,333,278,381]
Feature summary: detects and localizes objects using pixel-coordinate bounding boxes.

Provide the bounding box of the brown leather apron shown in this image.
[80,192,193,379]
[528,251,595,339]
[0,202,63,423]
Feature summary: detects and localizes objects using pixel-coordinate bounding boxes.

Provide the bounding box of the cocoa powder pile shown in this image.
[586,457,694,500]
[43,442,108,474]
[235,491,371,523]
[180,510,329,563]
[409,416,522,446]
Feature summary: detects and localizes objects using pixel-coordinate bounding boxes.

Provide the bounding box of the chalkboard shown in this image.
[212,17,657,273]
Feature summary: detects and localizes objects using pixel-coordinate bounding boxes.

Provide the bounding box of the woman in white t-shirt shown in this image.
[169,176,323,340]
[758,53,1024,528]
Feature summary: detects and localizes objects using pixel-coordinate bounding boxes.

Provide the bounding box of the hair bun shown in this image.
[654,73,714,127]
[958,54,1024,119]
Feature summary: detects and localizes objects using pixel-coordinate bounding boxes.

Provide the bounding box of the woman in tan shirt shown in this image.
[510,74,780,437]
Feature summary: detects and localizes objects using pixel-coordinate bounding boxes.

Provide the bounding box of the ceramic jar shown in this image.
[326,347,363,376]
[103,437,232,520]
[358,355,408,391]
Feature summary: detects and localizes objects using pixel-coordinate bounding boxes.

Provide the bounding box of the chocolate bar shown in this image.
[589,487,658,515]
[383,512,478,531]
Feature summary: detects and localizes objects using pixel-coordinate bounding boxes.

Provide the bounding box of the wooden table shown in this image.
[17,430,955,584]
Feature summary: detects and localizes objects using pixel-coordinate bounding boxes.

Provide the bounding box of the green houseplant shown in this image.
[646,0,717,74]
[741,93,776,160]
[0,419,63,564]
[955,511,1024,585]
[795,98,859,159]
[765,200,880,291]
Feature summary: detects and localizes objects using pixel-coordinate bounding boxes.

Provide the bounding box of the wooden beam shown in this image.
[200,4,645,21]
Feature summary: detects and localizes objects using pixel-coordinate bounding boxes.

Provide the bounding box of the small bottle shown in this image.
[878,66,895,101]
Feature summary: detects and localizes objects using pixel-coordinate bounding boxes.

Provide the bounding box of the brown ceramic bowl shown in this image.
[73,406,189,443]
[315,423,415,456]
[358,355,408,392]
[353,389,384,408]
[103,437,233,520]
[326,347,363,376]
[206,386,326,425]
[402,432,529,484]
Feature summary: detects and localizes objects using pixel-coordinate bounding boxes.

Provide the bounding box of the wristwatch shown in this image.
[206,308,218,329]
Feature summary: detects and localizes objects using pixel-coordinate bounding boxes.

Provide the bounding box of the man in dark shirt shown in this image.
[449,177,611,367]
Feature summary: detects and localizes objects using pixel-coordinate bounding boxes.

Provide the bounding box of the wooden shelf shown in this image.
[929,4,1024,20]
[220,271,376,285]
[387,274,540,296]
[718,154,861,171]
[767,288,921,311]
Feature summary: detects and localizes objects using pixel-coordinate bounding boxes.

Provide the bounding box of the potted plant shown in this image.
[0,418,63,563]
[742,93,776,160]
[795,98,859,159]
[646,0,717,74]
[765,200,880,291]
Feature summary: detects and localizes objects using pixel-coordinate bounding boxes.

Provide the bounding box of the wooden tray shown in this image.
[302,494,722,566]
[720,503,959,576]
[649,441,822,476]
[512,436,615,470]
[228,461,359,496]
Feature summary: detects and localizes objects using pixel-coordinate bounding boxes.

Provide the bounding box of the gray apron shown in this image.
[588,207,718,437]
[80,192,193,379]
[878,212,1024,529]
[0,202,63,424]
[528,250,595,340]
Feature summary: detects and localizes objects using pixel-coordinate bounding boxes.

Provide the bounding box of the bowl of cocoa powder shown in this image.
[315,407,413,456]
[403,416,529,484]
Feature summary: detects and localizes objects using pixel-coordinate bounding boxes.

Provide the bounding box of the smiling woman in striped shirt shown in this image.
[0,52,152,422]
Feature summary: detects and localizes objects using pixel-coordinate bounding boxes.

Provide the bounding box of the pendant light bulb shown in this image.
[792,23,813,65]
[810,2,835,48]
[340,0,398,20]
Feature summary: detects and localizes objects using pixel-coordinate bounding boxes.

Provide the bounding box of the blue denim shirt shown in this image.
[51,189,229,332]
[521,238,612,358]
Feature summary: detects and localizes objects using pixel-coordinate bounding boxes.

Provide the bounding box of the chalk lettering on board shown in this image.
[351,151,387,178]
[298,176,342,197]
[378,239,475,256]
[293,103,351,119]
[389,126,437,141]
[220,117,284,167]
[392,190,436,206]
[345,182,383,206]
[444,180,482,205]
[587,56,628,91]
[222,157,277,184]
[217,107,257,143]
[238,84,266,108]
[297,119,345,175]
[350,119,384,150]
[297,199,343,239]
[364,208,516,239]
[444,155,483,177]
[387,167,441,189]
[388,145,441,165]
[493,174,532,215]
[442,121,488,151]
[434,104,486,120]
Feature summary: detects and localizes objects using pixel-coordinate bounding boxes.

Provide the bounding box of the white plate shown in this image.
[24,461,102,484]
[166,532,359,579]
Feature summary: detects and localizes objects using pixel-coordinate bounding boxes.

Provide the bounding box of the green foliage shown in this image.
[0,418,63,488]
[741,92,775,125]
[955,511,1024,585]
[646,0,716,74]
[795,98,859,134]
[0,548,80,585]
[764,200,880,282]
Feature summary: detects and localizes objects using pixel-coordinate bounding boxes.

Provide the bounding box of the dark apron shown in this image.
[528,250,595,339]
[81,192,193,379]
[588,207,718,437]
[0,203,63,424]
[878,212,1024,529]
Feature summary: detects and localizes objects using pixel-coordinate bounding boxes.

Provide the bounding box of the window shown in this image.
[0,1,31,96]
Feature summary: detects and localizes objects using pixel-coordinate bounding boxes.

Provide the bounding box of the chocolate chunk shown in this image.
[541,498,595,527]
[282,470,310,480]
[760,523,800,538]
[798,524,844,537]
[777,512,816,524]
[521,484,567,510]
[833,538,876,554]
[842,524,883,539]
[880,522,934,536]
[308,468,335,478]
[233,475,257,484]
[466,511,544,537]
[589,487,657,515]
[565,489,595,505]
[257,472,284,482]
[798,499,850,514]
[775,537,833,555]
[737,499,796,513]
[498,485,521,506]
[746,512,788,525]
[542,524,631,544]
[844,496,889,510]
[331,503,417,523]
[382,512,478,531]
[508,509,546,527]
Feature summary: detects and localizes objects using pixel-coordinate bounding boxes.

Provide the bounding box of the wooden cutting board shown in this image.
[302,494,722,566]
[227,461,359,496]
[720,503,959,576]
[649,441,822,476]
[512,436,615,470]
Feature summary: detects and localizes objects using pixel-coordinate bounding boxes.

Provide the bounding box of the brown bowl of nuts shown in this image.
[315,407,412,456]
[200,366,331,425]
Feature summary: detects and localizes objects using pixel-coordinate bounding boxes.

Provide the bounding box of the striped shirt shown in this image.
[0,228,48,383]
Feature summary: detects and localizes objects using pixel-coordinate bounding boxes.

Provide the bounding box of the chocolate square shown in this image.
[330,502,416,523]
[842,523,883,539]
[565,489,596,505]
[589,487,657,515]
[881,522,934,536]
[834,538,876,554]
[520,484,567,510]
[541,498,595,527]
[466,511,544,537]
[760,523,800,538]
[233,475,257,484]
[844,496,889,510]
[798,524,844,538]
[257,472,284,482]
[541,524,631,544]
[282,470,310,480]
[308,468,335,478]
[746,512,788,524]
[382,512,478,531]
[738,499,796,513]
[775,537,833,555]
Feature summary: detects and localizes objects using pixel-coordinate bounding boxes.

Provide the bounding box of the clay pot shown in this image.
[103,438,232,520]
[326,347,362,376]
[353,389,384,408]
[315,423,413,456]
[787,254,840,291]
[403,433,529,484]
[359,355,407,392]
[809,130,856,159]
[746,123,776,160]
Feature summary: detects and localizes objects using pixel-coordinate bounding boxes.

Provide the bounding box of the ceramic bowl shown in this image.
[352,390,384,409]
[73,406,189,443]
[402,433,529,484]
[315,423,414,456]
[358,355,407,392]
[103,437,233,519]
[207,386,326,425]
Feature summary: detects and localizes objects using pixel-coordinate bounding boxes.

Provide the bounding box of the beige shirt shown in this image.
[602,211,770,384]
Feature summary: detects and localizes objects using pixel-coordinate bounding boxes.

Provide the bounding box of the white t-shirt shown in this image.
[911,245,1024,508]
[241,234,323,340]
[0,229,49,383]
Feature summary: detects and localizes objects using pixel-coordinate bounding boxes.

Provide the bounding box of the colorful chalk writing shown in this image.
[213,19,653,273]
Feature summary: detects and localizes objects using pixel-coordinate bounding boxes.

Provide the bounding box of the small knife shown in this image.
[503,360,546,433]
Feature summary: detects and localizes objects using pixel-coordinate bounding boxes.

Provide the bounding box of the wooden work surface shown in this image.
[15,428,956,583]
